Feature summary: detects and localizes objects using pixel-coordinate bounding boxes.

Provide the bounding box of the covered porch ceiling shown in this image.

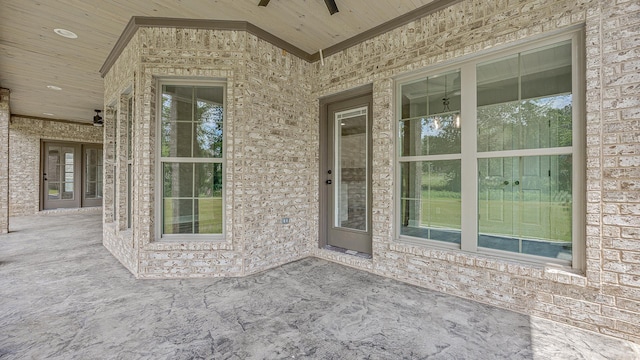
[0,0,459,124]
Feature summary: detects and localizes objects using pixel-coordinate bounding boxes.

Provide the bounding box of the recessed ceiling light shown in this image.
[43,113,55,116]
[53,28,78,39]
[47,85,62,91]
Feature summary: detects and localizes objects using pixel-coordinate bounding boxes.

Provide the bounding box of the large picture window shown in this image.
[397,31,583,267]
[159,82,224,238]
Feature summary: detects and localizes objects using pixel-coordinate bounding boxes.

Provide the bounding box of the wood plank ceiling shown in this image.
[0,0,436,124]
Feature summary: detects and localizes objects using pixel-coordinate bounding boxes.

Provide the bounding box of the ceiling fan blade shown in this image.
[324,0,339,15]
[258,0,270,6]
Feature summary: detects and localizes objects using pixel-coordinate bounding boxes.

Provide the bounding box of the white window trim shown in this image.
[394,29,585,270]
[155,79,227,242]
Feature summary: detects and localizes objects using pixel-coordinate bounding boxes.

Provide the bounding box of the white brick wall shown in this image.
[309,0,640,343]
[102,0,640,343]
[103,29,315,278]
[0,89,9,233]
[8,116,103,216]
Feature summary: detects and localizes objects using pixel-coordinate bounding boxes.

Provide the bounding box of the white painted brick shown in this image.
[91,0,640,345]
[8,116,102,216]
[619,274,640,287]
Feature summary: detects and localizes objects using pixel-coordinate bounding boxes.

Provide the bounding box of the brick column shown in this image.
[0,88,10,234]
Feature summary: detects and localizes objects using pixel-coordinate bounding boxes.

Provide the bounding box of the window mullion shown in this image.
[161,157,221,163]
[477,147,573,158]
[192,163,196,234]
[460,62,478,253]
[191,88,196,159]
[398,154,462,162]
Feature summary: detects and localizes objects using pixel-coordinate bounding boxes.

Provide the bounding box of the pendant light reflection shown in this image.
[441,72,461,130]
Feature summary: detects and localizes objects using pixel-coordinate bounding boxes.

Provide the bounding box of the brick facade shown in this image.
[103,29,315,278]
[102,0,640,342]
[8,116,103,216]
[0,89,9,233]
[310,0,640,343]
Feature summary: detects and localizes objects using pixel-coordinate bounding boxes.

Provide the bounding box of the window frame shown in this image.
[394,29,585,270]
[126,95,133,229]
[155,79,227,242]
[112,107,118,222]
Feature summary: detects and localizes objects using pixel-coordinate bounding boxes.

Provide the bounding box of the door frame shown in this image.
[41,141,82,210]
[318,84,373,251]
[40,140,103,211]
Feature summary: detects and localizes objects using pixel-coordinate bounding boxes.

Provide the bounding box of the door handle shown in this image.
[514,180,520,185]
[503,180,509,185]
[326,180,332,184]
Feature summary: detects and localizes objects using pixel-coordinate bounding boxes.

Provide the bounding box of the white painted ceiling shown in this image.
[0,0,435,124]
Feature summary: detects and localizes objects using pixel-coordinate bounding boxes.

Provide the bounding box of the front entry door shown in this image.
[43,142,81,209]
[321,92,373,254]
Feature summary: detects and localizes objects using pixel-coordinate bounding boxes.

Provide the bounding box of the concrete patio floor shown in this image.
[1,211,639,359]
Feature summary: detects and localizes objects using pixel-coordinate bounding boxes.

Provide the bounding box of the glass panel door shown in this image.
[62,146,76,200]
[46,146,61,200]
[43,142,80,209]
[478,155,572,259]
[83,145,103,207]
[478,157,519,252]
[324,94,373,255]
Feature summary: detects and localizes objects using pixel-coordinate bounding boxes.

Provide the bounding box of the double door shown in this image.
[43,141,103,210]
[478,155,571,251]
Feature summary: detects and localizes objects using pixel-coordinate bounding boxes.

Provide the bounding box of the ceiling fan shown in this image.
[258,0,339,15]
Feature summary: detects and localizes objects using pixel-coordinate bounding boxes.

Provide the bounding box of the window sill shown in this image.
[145,237,233,251]
[392,237,587,287]
[119,228,133,237]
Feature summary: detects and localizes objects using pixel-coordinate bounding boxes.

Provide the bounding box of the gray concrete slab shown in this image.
[1,211,639,359]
